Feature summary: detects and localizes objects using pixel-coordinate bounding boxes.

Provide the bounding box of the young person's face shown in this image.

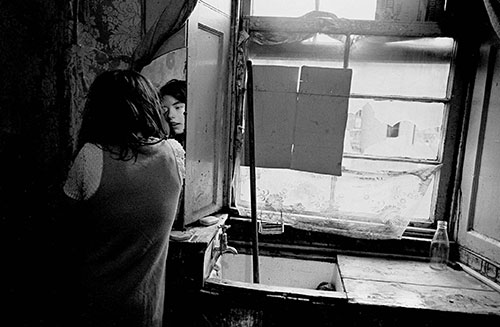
[161,95,185,135]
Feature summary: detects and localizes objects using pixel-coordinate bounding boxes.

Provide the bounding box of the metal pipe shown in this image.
[343,34,350,69]
[246,59,260,284]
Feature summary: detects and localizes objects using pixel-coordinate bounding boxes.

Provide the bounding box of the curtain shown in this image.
[235,165,441,240]
[250,11,347,46]
[130,0,198,71]
[483,0,500,40]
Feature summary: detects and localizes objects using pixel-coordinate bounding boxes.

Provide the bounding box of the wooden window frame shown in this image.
[233,13,468,238]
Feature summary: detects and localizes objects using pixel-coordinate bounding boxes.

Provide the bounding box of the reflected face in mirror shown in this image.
[159,79,187,144]
[161,95,185,135]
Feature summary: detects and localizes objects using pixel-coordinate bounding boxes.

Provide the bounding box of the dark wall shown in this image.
[0,1,141,325]
[0,1,73,326]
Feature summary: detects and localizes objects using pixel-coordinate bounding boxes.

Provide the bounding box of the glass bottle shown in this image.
[429,220,450,270]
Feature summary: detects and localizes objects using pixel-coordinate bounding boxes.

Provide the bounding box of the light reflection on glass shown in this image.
[349,36,454,97]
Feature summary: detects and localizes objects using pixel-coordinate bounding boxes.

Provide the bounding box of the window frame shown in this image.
[229,2,468,239]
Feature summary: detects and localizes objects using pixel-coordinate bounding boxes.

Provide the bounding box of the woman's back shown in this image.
[67,139,182,327]
[63,69,182,327]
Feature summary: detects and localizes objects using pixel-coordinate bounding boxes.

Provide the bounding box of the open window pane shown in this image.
[251,0,315,17]
[349,36,454,97]
[345,98,444,160]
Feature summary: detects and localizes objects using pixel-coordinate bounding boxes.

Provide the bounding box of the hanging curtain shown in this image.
[483,0,500,40]
[131,0,198,71]
[250,11,347,46]
[235,165,441,240]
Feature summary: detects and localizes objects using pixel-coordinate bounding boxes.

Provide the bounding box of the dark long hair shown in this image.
[159,79,187,103]
[78,70,169,160]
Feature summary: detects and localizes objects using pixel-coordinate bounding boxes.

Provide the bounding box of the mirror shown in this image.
[141,37,187,230]
[137,0,231,229]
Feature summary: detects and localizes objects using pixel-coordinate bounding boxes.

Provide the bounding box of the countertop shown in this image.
[337,254,500,316]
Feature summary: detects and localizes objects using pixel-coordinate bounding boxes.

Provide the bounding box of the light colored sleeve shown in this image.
[167,139,186,182]
[63,143,103,200]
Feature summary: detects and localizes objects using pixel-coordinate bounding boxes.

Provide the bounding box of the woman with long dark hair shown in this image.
[63,69,185,327]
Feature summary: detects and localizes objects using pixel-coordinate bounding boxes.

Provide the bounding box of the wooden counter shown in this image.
[337,254,500,315]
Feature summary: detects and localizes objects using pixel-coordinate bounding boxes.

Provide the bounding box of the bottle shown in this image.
[429,220,450,270]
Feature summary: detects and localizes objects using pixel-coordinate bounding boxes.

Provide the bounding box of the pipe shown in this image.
[246,60,260,284]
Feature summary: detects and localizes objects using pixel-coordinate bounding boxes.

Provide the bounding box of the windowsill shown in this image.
[226,216,441,260]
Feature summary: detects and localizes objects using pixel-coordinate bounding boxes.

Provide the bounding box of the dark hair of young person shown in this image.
[63,69,184,327]
[78,69,170,161]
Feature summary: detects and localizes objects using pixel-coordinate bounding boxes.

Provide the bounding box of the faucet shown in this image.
[212,225,238,256]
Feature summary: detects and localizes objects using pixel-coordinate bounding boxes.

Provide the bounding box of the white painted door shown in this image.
[184,0,232,225]
[459,42,500,266]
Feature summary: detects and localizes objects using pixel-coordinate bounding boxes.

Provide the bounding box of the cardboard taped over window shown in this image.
[249,65,298,169]
[244,65,351,176]
[293,66,351,175]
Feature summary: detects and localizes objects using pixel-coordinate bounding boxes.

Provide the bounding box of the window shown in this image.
[251,0,377,20]
[250,0,443,22]
[234,0,454,239]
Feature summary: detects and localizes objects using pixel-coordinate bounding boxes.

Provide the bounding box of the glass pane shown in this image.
[375,0,445,22]
[344,98,444,160]
[249,34,345,68]
[236,163,435,222]
[319,0,377,20]
[252,0,315,17]
[349,36,454,97]
[340,158,436,220]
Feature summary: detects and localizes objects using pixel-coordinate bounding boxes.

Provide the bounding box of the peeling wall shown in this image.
[66,0,143,150]
[0,1,143,325]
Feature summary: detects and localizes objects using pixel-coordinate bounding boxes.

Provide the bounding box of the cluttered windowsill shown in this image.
[226,215,435,259]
